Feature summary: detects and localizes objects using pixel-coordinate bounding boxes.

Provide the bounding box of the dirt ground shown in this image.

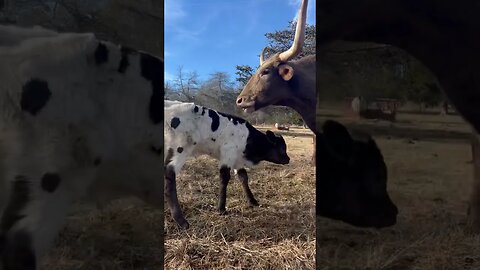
[317,109,480,270]
[40,127,315,269]
[163,127,316,270]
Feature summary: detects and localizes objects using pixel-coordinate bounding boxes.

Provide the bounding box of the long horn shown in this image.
[259,47,268,65]
[278,0,308,62]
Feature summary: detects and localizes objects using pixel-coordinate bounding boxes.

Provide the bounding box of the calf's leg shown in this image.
[218,165,231,214]
[0,168,94,270]
[236,168,259,207]
[164,147,190,229]
[311,135,316,165]
[164,164,189,229]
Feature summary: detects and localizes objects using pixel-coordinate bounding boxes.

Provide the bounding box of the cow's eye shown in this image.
[261,69,270,76]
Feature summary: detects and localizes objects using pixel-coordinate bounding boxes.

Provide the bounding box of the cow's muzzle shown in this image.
[236,97,256,113]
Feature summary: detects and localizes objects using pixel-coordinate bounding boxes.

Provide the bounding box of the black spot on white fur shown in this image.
[118,46,134,73]
[20,79,51,115]
[94,42,108,65]
[41,173,61,193]
[140,53,164,124]
[208,109,220,132]
[94,158,102,166]
[177,147,184,153]
[171,117,180,129]
[217,111,246,125]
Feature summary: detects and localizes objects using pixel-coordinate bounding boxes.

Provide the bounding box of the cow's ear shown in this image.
[321,120,354,159]
[278,64,294,81]
[266,130,277,142]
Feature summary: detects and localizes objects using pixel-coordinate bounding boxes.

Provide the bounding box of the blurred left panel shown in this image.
[0,0,164,269]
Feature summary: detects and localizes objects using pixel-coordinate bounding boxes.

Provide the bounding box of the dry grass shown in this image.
[317,109,480,270]
[164,127,316,270]
[42,200,164,269]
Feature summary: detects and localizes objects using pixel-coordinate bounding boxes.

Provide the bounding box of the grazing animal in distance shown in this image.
[164,100,290,229]
[274,123,290,131]
[0,25,164,269]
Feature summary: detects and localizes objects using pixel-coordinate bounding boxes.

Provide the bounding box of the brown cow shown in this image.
[317,0,480,231]
[236,0,316,163]
[237,0,399,228]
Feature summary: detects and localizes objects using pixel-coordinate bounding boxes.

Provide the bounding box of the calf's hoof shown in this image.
[249,199,259,207]
[173,214,190,230]
[178,221,190,230]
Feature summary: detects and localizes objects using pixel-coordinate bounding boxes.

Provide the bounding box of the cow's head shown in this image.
[236,0,308,113]
[317,120,398,228]
[245,127,290,165]
[263,130,290,165]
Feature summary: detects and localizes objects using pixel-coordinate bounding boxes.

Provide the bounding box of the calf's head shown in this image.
[317,120,398,228]
[236,0,308,113]
[245,127,290,165]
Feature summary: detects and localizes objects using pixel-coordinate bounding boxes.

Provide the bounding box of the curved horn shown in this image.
[259,47,268,65]
[278,0,308,62]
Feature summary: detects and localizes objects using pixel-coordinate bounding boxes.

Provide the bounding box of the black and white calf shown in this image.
[0,26,163,269]
[164,101,290,229]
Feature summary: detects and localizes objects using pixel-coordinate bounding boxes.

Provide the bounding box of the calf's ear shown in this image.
[266,130,277,142]
[321,120,354,160]
[278,64,294,81]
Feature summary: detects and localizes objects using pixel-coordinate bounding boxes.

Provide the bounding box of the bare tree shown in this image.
[195,72,238,114]
[172,66,199,102]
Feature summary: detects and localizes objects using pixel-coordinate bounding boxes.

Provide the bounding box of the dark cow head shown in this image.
[317,120,398,228]
[245,126,290,165]
[236,0,309,113]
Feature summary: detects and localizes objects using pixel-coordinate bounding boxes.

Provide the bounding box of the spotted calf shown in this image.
[164,101,290,229]
[0,26,163,269]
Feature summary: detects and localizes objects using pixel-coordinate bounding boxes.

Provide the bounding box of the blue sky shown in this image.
[164,0,316,84]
